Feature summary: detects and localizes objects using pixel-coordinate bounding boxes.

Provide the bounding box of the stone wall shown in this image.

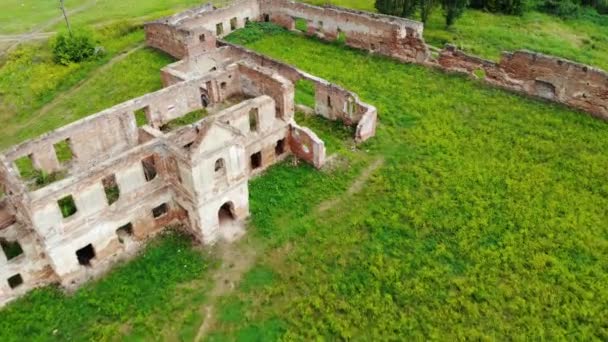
[438,45,608,120]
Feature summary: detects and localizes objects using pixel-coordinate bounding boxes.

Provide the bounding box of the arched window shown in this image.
[214,158,226,173]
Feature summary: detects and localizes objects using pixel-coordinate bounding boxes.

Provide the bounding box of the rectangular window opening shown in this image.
[116,223,133,243]
[58,195,77,218]
[263,13,270,22]
[134,106,150,127]
[199,33,206,42]
[295,17,308,32]
[76,244,95,266]
[14,155,36,180]
[152,203,169,218]
[216,22,224,35]
[102,174,120,205]
[250,151,262,170]
[327,95,332,108]
[53,138,74,164]
[142,155,157,182]
[0,239,24,260]
[7,274,23,289]
[249,108,259,133]
[275,139,286,156]
[230,17,238,31]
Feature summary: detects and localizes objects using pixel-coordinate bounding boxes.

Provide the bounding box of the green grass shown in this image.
[0,43,173,149]
[0,0,222,35]
[160,109,207,132]
[0,0,88,34]
[210,23,608,340]
[424,9,608,70]
[0,230,211,341]
[301,0,608,70]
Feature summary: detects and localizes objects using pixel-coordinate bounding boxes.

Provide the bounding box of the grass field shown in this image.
[0,1,607,340]
[206,23,608,340]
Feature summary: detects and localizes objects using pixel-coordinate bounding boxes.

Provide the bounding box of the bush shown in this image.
[470,0,526,14]
[52,32,97,65]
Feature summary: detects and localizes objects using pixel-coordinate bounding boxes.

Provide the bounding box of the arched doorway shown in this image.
[218,202,235,226]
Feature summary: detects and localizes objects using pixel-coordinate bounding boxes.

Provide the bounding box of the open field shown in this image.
[1,22,607,340]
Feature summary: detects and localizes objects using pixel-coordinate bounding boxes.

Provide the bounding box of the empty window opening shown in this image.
[57,195,77,218]
[220,82,227,90]
[250,151,262,170]
[295,79,315,107]
[152,203,169,218]
[14,155,36,180]
[214,158,226,173]
[200,88,210,107]
[76,244,95,266]
[134,106,150,127]
[142,156,157,181]
[54,139,74,164]
[245,17,250,24]
[337,29,346,44]
[302,143,311,154]
[199,33,206,42]
[295,17,307,32]
[249,108,259,132]
[327,95,332,109]
[7,274,23,289]
[535,80,556,99]
[0,239,24,260]
[216,22,224,35]
[116,223,133,243]
[218,202,235,225]
[102,174,120,205]
[275,139,286,156]
[230,17,238,31]
[263,13,270,22]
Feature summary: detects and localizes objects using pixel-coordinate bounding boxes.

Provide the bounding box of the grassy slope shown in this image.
[204,24,608,340]
[0,231,212,341]
[0,0,212,35]
[301,0,608,70]
[424,9,608,70]
[0,0,88,34]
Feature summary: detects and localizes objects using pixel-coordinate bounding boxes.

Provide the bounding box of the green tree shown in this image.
[375,0,418,17]
[419,0,437,23]
[442,0,469,26]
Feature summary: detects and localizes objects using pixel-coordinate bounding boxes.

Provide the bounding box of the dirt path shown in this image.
[193,238,258,342]
[318,157,384,212]
[1,0,97,56]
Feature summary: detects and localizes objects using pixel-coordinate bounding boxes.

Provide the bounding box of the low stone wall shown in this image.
[438,45,608,120]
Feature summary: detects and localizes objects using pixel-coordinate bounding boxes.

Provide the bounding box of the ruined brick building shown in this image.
[1,0,606,307]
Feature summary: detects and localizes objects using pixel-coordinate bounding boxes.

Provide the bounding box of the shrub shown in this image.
[470,0,526,14]
[538,0,581,16]
[52,32,97,65]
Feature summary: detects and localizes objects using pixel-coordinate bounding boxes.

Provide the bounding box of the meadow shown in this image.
[0,0,607,340]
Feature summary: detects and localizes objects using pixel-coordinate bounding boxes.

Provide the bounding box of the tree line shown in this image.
[375,0,607,26]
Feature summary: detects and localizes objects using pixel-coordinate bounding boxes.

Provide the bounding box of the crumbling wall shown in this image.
[438,46,608,120]
[238,62,295,121]
[260,0,429,63]
[288,123,325,168]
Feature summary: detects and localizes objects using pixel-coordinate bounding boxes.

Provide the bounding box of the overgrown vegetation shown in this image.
[375,0,606,26]
[211,23,608,340]
[159,109,207,132]
[0,230,211,341]
[52,31,99,65]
